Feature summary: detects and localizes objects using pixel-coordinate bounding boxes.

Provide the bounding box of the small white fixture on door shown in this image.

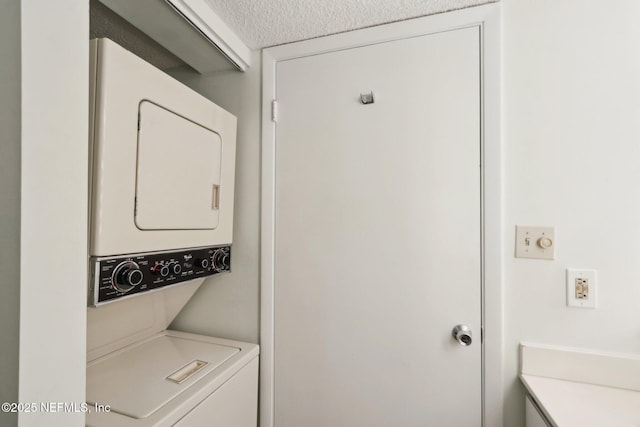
[566,268,598,308]
[515,226,555,260]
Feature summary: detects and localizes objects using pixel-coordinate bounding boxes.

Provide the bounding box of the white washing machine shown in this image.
[86,329,258,427]
[86,39,258,426]
[86,278,259,427]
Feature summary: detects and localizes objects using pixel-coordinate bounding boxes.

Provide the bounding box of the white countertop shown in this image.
[521,374,640,427]
[520,343,640,427]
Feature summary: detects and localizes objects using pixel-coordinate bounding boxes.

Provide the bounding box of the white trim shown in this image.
[260,46,277,427]
[479,5,503,427]
[19,0,89,423]
[260,4,502,427]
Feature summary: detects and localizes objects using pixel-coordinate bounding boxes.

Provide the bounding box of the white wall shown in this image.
[170,51,262,344]
[503,1,640,425]
[18,1,89,426]
[0,1,22,425]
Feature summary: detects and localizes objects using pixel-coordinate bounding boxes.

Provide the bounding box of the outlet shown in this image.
[575,278,589,300]
[566,269,597,308]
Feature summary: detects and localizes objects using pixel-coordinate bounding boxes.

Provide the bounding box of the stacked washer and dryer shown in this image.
[85,38,258,426]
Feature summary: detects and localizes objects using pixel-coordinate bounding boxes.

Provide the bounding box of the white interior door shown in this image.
[273,26,481,426]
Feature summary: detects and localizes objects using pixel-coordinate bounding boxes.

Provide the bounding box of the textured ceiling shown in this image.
[203,0,497,49]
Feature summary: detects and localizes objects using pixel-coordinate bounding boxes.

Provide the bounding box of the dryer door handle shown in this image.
[212,184,220,210]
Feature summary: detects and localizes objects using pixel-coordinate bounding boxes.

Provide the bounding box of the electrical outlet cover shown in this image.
[566,269,597,308]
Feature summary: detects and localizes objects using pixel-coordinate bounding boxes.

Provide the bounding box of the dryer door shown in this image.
[135,101,222,230]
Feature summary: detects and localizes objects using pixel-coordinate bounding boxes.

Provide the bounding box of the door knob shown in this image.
[452,324,473,346]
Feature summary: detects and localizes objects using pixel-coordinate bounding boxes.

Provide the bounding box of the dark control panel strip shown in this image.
[89,245,231,306]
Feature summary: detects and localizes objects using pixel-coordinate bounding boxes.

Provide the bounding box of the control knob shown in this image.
[112,261,144,293]
[151,262,170,277]
[171,262,182,275]
[212,249,230,272]
[195,258,210,269]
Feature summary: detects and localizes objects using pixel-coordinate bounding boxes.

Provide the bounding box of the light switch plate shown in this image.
[515,226,555,260]
[566,269,597,308]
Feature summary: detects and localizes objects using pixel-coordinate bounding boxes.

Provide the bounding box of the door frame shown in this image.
[260,4,502,426]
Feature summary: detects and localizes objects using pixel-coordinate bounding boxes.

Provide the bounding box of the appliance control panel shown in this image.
[89,245,231,306]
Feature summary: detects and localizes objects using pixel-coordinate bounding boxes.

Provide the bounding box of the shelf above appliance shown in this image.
[98,0,251,73]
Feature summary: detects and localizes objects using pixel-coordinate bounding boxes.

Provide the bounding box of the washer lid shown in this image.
[86,335,239,419]
[135,100,223,231]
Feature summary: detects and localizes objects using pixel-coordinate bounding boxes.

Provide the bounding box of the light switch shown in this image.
[515,226,555,260]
